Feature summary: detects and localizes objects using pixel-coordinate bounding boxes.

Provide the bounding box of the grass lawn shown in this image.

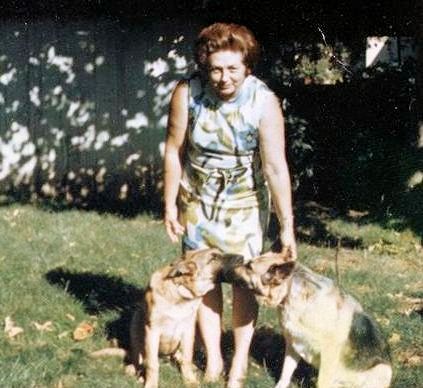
[0,203,421,387]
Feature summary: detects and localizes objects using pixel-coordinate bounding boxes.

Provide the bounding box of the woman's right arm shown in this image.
[164,80,189,243]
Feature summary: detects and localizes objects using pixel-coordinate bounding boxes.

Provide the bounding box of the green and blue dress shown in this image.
[179,74,274,259]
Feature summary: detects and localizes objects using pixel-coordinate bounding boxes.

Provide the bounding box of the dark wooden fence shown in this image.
[0,17,200,212]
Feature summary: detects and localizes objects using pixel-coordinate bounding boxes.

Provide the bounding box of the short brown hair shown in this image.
[194,23,260,71]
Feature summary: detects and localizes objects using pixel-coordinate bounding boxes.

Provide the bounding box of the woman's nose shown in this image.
[220,69,230,82]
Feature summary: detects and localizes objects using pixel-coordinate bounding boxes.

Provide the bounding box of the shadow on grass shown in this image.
[267,200,364,251]
[250,327,316,387]
[45,267,145,350]
[193,326,315,386]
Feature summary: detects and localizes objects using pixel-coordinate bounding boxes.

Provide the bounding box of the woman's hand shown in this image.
[164,205,185,243]
[280,226,297,260]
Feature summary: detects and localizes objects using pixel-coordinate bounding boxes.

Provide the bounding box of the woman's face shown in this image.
[207,50,250,101]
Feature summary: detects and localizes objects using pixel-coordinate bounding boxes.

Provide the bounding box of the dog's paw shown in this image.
[204,372,223,384]
[183,377,200,387]
[203,360,224,383]
[125,364,145,384]
[226,378,245,388]
[125,364,137,376]
[181,365,199,386]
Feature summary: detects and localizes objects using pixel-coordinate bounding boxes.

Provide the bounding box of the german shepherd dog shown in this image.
[224,251,392,388]
[127,248,237,388]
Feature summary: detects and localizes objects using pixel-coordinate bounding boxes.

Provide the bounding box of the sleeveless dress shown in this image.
[178,74,273,259]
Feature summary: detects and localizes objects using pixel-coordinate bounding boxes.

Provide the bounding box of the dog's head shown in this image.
[224,251,296,307]
[166,248,243,299]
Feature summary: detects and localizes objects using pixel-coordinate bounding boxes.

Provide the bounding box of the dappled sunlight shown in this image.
[46,46,75,83]
[0,18,198,213]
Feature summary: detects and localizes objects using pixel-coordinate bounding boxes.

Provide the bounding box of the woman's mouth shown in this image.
[219,85,232,91]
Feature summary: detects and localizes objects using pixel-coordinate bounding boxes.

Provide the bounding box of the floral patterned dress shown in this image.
[178,74,273,259]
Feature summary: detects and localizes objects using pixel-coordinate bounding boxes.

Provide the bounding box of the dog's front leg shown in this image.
[179,316,199,386]
[275,342,300,388]
[316,344,341,388]
[143,326,161,388]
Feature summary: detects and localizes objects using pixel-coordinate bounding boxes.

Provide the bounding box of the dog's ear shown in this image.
[261,261,295,285]
[167,262,196,278]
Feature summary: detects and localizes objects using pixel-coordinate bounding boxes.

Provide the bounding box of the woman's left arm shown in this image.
[259,92,297,259]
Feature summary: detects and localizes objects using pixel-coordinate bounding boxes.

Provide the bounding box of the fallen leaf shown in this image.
[397,350,423,366]
[33,321,54,332]
[58,331,69,339]
[408,355,423,366]
[400,296,423,317]
[368,239,403,254]
[388,333,401,344]
[66,314,75,321]
[4,316,24,338]
[73,321,95,341]
[388,293,423,317]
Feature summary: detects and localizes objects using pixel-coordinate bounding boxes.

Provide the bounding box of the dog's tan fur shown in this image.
[225,251,392,388]
[128,248,236,388]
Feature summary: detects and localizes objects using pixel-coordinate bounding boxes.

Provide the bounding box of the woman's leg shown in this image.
[197,284,224,381]
[227,285,258,388]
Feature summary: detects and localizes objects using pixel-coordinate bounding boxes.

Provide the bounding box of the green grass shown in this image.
[0,204,421,387]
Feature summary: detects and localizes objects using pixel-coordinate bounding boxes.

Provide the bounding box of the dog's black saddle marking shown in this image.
[344,311,391,370]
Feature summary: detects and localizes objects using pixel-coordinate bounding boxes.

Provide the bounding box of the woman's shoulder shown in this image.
[248,75,274,94]
[245,75,279,109]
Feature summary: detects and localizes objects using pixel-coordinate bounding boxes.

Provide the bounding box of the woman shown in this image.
[163,22,296,387]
